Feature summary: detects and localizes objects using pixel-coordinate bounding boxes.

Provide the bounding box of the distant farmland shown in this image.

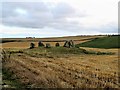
[1,35,102,49]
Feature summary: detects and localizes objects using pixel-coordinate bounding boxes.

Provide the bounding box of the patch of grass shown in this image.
[9,50,23,54]
[79,48,114,55]
[22,47,114,58]
[2,50,26,88]
[95,51,114,55]
[46,47,86,54]
[2,68,25,88]
[76,36,120,49]
[25,47,93,55]
[23,47,85,58]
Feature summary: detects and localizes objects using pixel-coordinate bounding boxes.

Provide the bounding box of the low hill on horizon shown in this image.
[1,35,104,43]
[76,35,120,49]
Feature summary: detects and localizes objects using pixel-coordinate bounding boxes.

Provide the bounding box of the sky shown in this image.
[0,0,119,38]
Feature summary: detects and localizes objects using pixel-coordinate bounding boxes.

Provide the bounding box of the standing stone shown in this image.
[38,41,44,47]
[63,40,69,47]
[46,43,51,48]
[55,42,60,47]
[63,40,74,48]
[30,43,35,49]
[69,40,75,47]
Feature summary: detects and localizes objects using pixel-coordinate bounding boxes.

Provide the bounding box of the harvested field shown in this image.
[2,47,119,88]
[1,35,102,42]
[1,35,119,88]
[1,40,91,49]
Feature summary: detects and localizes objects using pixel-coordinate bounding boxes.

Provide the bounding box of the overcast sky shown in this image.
[0,0,119,38]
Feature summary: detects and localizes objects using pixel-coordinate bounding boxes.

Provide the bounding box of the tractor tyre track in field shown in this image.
[7,53,119,88]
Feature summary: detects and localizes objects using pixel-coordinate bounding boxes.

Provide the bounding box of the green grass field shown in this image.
[76,35,120,49]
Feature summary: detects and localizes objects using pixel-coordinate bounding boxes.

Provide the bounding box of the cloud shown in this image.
[2,2,49,28]
[1,0,118,38]
[2,2,82,30]
[52,2,75,18]
[0,24,79,38]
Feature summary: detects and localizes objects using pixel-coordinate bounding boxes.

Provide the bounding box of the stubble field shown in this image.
[1,35,119,88]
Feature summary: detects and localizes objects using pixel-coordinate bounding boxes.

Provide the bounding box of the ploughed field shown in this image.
[1,35,120,88]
